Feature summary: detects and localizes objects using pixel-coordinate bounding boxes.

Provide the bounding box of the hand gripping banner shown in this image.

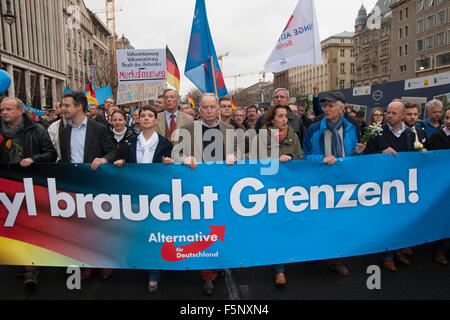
[0,150,449,270]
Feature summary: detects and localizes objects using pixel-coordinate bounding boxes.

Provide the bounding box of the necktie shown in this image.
[169,114,176,133]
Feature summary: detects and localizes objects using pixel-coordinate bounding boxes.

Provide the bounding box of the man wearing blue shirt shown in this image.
[418,99,444,137]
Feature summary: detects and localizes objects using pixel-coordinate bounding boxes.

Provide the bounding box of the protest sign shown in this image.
[116,49,167,85]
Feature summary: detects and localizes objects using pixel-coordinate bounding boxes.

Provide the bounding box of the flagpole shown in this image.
[210,56,218,97]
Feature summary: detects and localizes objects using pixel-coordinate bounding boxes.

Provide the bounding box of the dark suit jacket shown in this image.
[60,118,118,163]
[124,133,172,164]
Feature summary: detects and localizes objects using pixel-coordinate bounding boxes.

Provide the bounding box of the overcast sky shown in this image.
[84,0,379,98]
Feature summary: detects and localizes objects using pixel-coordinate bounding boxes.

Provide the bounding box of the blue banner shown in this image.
[0,150,449,270]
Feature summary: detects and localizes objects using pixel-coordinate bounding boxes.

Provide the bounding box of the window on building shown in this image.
[400,10,403,20]
[399,46,403,56]
[350,80,355,88]
[405,7,409,18]
[340,49,345,57]
[426,15,434,29]
[415,56,432,71]
[437,32,445,46]
[399,28,403,39]
[350,49,355,57]
[339,80,345,90]
[437,11,446,25]
[417,0,425,12]
[427,0,434,8]
[340,63,345,74]
[417,39,424,52]
[436,52,450,68]
[405,26,409,37]
[417,19,424,32]
[405,44,408,55]
[426,36,434,49]
[350,63,355,74]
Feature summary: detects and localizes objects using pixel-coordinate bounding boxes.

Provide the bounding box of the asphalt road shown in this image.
[1,242,449,304]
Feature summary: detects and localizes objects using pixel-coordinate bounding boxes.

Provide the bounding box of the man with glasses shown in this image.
[219,97,245,131]
[173,93,238,295]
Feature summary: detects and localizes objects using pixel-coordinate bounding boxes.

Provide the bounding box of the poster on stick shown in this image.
[116,49,166,85]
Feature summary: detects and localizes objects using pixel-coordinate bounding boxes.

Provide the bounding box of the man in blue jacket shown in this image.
[303,92,365,165]
[302,92,365,276]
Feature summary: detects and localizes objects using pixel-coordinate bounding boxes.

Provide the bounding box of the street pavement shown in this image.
[1,242,449,302]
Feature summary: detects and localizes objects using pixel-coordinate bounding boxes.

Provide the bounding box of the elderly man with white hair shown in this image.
[417,99,444,137]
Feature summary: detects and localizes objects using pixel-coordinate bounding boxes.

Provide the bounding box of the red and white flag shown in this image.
[264,0,322,73]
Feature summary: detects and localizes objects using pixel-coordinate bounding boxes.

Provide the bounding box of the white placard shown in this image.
[404,71,450,90]
[353,86,371,96]
[116,49,167,85]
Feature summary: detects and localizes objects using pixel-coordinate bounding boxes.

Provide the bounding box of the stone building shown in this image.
[390,0,450,81]
[0,0,66,108]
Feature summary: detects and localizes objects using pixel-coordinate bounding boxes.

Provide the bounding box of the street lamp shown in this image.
[3,0,16,25]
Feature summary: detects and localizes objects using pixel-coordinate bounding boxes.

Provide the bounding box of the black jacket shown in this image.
[124,133,172,164]
[0,113,57,163]
[59,118,118,164]
[428,128,450,150]
[364,124,416,154]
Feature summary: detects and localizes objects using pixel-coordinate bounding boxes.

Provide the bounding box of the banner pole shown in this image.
[211,56,218,97]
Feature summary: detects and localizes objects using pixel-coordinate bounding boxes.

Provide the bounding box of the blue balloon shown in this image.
[0,70,12,94]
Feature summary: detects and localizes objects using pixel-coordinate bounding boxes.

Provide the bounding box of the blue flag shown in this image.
[185,0,228,98]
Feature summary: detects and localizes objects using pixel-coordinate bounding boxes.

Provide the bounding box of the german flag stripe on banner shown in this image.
[166,46,180,92]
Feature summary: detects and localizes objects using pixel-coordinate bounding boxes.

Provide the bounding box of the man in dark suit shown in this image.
[60,92,118,170]
[60,91,118,280]
[404,102,428,148]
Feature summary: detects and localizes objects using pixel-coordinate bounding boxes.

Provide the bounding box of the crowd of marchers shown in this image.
[0,84,449,296]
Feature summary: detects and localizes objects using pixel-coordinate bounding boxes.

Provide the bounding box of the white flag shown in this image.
[264,0,322,73]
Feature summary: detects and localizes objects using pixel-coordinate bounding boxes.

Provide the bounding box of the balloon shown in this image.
[0,70,12,94]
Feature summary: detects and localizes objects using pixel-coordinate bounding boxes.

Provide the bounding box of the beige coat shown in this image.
[156,111,194,142]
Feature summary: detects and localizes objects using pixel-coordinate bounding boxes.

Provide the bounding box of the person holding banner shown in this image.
[251,104,303,287]
[256,88,306,145]
[427,108,450,265]
[303,92,365,276]
[168,93,238,295]
[364,100,418,271]
[0,97,57,289]
[59,91,119,280]
[109,108,134,161]
[114,105,172,292]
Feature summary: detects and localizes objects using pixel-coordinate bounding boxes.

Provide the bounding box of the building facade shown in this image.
[354,1,398,86]
[0,0,66,108]
[63,0,112,93]
[0,0,114,109]
[288,31,356,97]
[390,0,450,81]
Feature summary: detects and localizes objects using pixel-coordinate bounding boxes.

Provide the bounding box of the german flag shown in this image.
[232,97,237,110]
[189,93,195,109]
[166,46,180,92]
[86,81,99,105]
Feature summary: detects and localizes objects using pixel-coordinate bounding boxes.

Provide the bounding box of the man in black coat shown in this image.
[60,91,118,170]
[0,97,57,289]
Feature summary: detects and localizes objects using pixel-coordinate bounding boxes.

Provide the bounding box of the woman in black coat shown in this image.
[114,105,172,293]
